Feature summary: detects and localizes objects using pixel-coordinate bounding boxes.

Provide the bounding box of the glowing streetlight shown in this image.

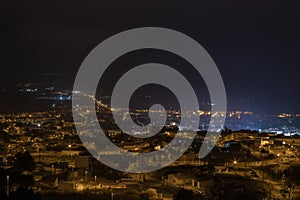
[233,160,237,164]
[85,170,88,181]
[7,175,9,197]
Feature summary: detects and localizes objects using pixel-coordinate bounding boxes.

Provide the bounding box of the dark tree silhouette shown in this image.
[8,151,39,199]
[10,186,38,200]
[13,151,35,172]
[173,189,195,200]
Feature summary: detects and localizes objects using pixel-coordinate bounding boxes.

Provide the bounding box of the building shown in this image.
[74,156,93,169]
[192,176,214,189]
[58,181,75,191]
[165,173,195,187]
[223,140,242,151]
[36,175,58,189]
[254,137,270,148]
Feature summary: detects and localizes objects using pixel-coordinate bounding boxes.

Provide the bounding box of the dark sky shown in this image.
[1,0,300,114]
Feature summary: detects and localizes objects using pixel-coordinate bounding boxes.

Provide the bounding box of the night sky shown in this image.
[1,0,300,114]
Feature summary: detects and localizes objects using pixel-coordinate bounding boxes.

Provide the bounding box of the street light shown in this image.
[7,175,9,197]
[85,170,88,181]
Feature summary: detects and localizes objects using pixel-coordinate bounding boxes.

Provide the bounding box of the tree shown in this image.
[10,186,39,200]
[173,189,195,200]
[13,151,35,172]
[229,143,241,152]
[15,174,34,188]
[10,151,37,198]
[284,165,300,186]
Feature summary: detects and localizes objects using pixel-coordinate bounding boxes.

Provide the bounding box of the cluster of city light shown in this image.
[278,113,293,118]
[228,111,253,118]
[277,113,300,118]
